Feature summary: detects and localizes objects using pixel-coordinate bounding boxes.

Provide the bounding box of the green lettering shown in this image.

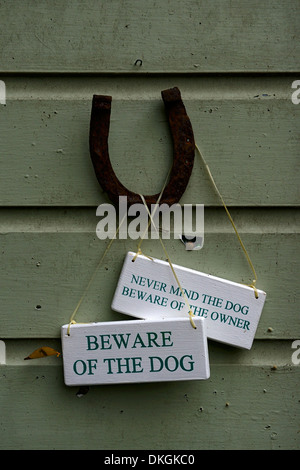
[73,359,86,375]
[103,358,115,374]
[161,331,173,347]
[145,293,154,303]
[219,313,230,324]
[99,334,112,350]
[170,285,181,296]
[165,355,179,372]
[131,357,143,373]
[153,295,162,305]
[129,288,136,298]
[146,332,160,348]
[122,286,129,296]
[236,318,244,329]
[147,278,155,288]
[86,335,99,351]
[137,290,147,300]
[116,357,131,374]
[87,359,98,375]
[112,333,131,349]
[160,282,167,292]
[180,355,194,372]
[131,274,139,285]
[132,333,146,348]
[228,315,238,327]
[149,356,164,372]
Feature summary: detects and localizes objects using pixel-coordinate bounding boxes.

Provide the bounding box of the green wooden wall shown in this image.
[0,0,299,450]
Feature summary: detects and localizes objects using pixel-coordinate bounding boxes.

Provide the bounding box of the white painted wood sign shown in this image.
[61,317,210,386]
[111,252,267,349]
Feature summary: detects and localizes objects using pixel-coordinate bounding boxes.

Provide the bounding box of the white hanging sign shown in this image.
[111,252,267,350]
[61,317,210,386]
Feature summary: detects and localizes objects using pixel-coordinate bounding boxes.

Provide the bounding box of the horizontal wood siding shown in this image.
[1,0,299,73]
[0,76,299,206]
[0,0,299,450]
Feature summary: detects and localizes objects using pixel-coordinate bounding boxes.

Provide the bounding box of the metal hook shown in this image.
[134,59,143,66]
[89,87,195,207]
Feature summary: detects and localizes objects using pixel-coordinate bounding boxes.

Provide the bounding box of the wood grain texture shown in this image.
[0,76,299,206]
[0,0,299,451]
[1,0,299,73]
[0,362,299,450]
[0,226,299,339]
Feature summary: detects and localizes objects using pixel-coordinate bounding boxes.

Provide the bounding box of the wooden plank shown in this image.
[0,229,299,339]
[3,338,295,367]
[0,362,298,449]
[0,78,299,206]
[61,318,210,385]
[0,206,297,234]
[1,0,298,454]
[0,0,299,73]
[111,252,266,349]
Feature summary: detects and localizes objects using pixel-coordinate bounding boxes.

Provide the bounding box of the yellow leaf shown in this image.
[24,347,61,360]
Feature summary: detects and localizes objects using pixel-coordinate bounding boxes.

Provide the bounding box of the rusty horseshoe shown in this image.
[89,87,195,207]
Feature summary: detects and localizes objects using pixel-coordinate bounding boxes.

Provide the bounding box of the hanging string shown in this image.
[67,213,127,335]
[137,194,197,329]
[67,166,172,335]
[67,140,259,336]
[134,167,171,260]
[195,143,258,298]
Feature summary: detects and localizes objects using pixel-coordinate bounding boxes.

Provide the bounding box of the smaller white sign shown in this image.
[61,317,210,386]
[111,252,267,349]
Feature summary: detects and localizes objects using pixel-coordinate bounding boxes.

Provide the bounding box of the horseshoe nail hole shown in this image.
[35,305,42,310]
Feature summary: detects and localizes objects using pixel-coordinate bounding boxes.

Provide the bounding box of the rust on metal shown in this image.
[89,87,195,207]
